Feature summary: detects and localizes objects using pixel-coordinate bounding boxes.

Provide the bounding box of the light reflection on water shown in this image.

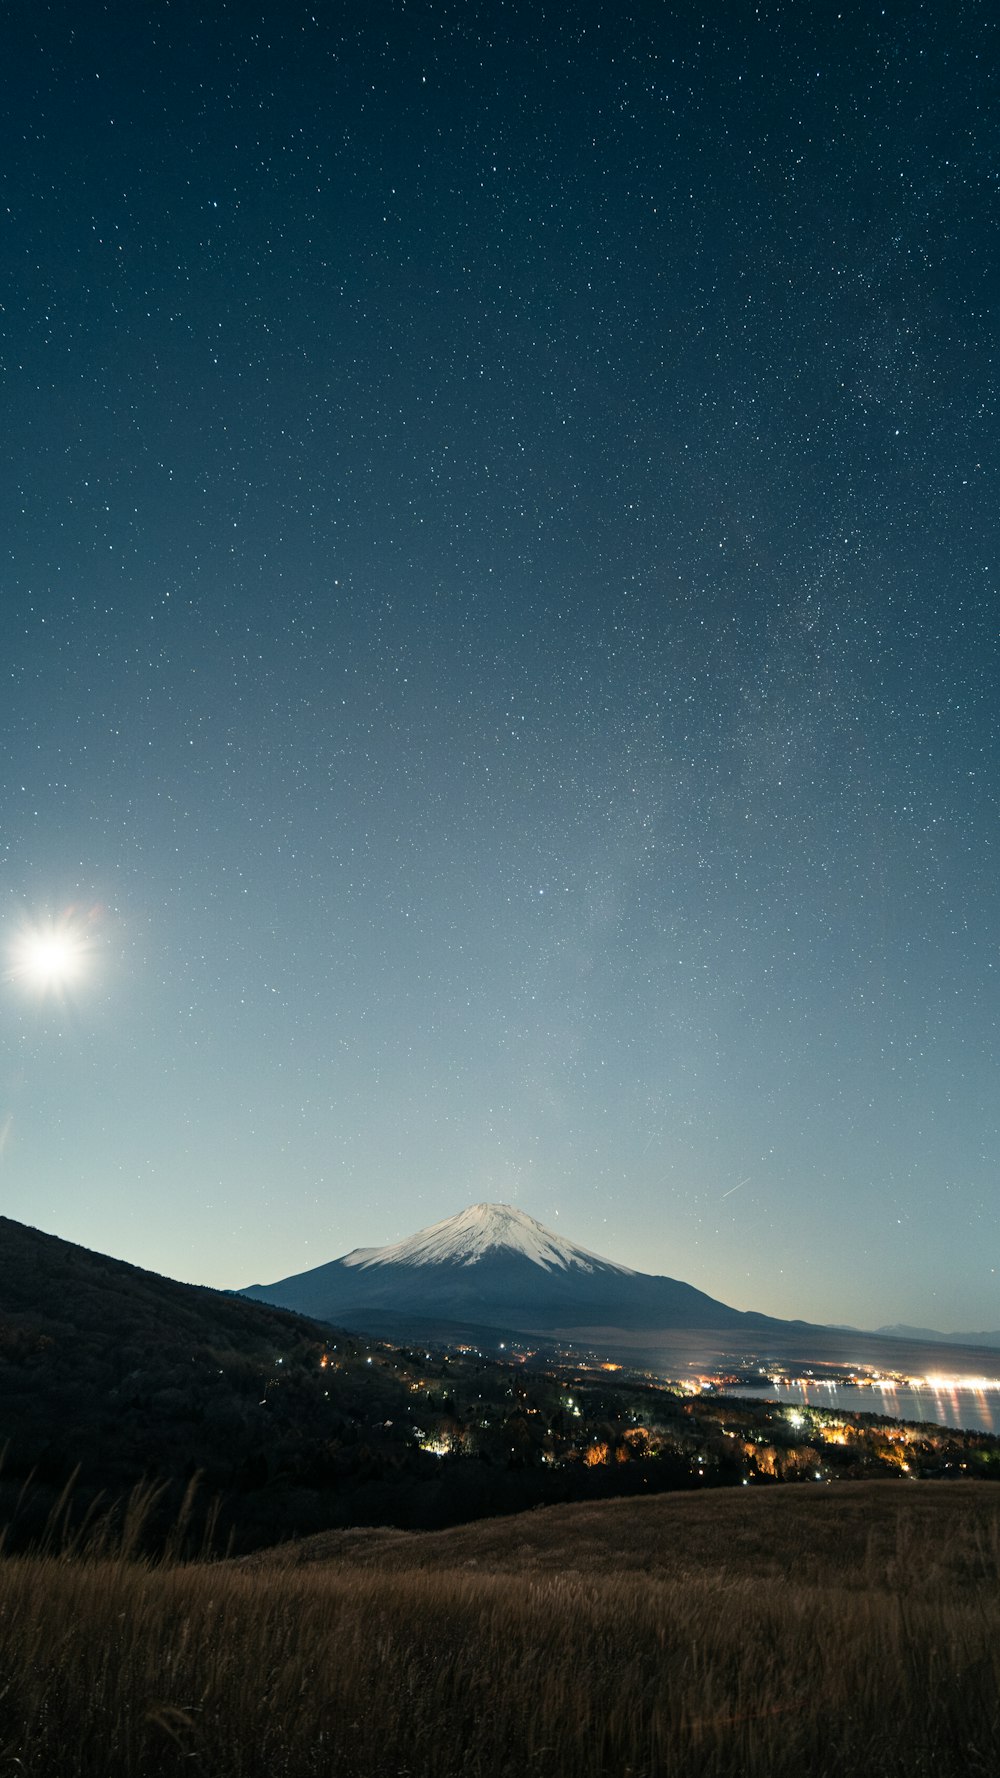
[726,1379,1000,1435]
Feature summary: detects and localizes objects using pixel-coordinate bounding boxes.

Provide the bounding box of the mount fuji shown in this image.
[240,1203,1000,1375]
[240,1202,815,1349]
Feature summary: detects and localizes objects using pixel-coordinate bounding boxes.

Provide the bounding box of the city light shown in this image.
[923,1374,1000,1392]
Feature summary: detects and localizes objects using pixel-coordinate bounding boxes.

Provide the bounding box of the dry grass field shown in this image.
[1,1480,997,1777]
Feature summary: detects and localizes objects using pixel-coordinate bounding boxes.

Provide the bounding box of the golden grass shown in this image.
[1,1482,998,1777]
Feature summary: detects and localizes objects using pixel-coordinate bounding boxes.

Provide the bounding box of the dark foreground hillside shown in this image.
[245,1467,1000,1584]
[0,1483,997,1778]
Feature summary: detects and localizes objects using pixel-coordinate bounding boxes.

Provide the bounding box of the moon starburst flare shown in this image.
[7,917,93,997]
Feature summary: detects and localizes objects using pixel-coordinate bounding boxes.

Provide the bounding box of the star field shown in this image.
[1,2,997,1330]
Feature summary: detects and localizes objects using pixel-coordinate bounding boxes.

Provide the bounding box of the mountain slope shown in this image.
[242,1202,813,1337]
[0,1215,428,1548]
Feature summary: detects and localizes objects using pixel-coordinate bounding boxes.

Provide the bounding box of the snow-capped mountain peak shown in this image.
[341,1201,636,1276]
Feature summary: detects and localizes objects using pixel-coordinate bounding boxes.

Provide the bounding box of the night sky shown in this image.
[2,2,997,1333]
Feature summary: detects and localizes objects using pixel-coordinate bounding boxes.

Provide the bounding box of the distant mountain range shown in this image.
[242,1202,1000,1374]
[876,1324,1000,1351]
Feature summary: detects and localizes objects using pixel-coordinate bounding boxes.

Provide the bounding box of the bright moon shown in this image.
[9,923,90,994]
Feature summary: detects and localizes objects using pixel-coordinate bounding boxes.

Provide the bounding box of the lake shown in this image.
[717,1378,1000,1435]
